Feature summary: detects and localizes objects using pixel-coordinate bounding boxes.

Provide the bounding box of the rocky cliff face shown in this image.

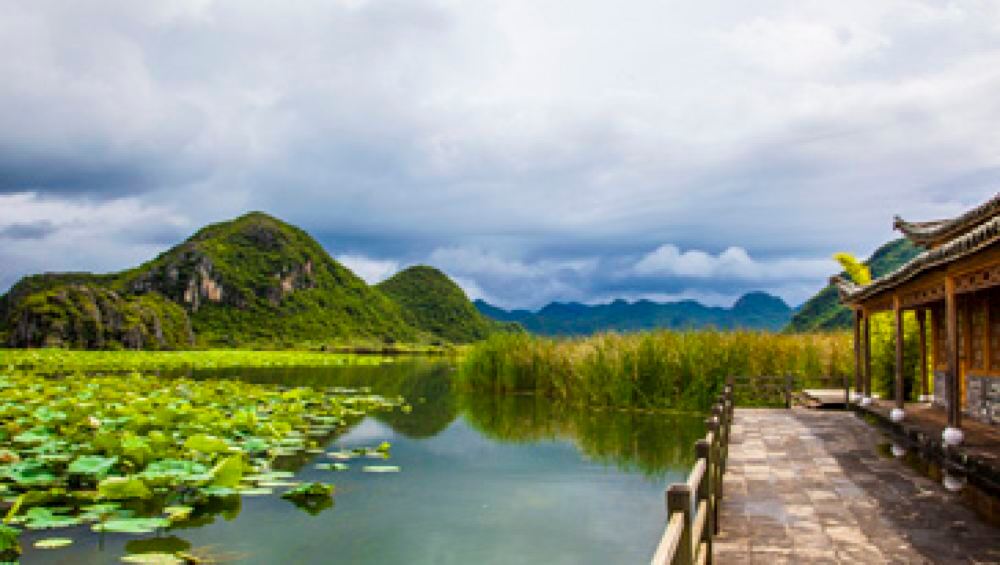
[4,283,192,349]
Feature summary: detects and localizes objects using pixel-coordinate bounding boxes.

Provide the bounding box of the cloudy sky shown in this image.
[1,1,998,309]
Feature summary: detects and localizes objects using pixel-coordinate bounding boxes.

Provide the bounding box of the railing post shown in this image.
[784,374,793,408]
[843,372,849,408]
[695,438,713,564]
[667,483,693,565]
[704,417,720,534]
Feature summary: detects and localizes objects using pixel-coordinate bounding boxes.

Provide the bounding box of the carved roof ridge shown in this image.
[893,192,1000,247]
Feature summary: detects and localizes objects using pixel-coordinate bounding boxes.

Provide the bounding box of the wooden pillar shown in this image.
[894,296,905,413]
[863,312,872,399]
[985,295,992,372]
[853,310,863,399]
[944,277,963,442]
[917,309,928,400]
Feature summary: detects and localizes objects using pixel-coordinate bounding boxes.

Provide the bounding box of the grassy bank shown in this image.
[458,330,853,410]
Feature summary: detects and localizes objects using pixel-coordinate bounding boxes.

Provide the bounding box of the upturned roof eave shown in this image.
[893,192,1000,247]
[836,212,1000,306]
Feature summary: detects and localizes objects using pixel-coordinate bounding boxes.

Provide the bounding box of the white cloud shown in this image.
[335,254,400,284]
[0,192,189,290]
[633,245,835,281]
[718,18,890,75]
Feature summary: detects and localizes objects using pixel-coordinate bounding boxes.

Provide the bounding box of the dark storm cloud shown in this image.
[0,220,56,240]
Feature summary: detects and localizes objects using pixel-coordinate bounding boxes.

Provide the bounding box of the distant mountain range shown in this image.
[0,213,506,349]
[475,291,793,335]
[785,238,921,332]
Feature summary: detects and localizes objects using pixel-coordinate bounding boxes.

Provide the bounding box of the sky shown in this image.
[1,0,998,309]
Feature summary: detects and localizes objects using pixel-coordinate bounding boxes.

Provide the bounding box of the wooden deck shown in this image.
[714,409,1000,564]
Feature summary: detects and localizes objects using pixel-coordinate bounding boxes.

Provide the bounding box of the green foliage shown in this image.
[0,369,405,536]
[787,238,922,332]
[458,330,853,410]
[476,292,793,335]
[97,476,152,500]
[833,252,872,285]
[0,523,19,560]
[377,266,512,343]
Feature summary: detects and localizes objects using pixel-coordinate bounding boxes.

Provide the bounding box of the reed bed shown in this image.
[458,330,853,410]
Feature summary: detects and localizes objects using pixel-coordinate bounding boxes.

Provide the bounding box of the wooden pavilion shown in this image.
[834,193,1000,446]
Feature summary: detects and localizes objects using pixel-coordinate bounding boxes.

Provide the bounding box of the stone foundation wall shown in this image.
[966,374,1000,425]
[933,370,947,408]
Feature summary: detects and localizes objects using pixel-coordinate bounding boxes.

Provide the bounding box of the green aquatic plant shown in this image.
[0,524,20,560]
[1,349,401,373]
[459,330,854,409]
[0,369,405,552]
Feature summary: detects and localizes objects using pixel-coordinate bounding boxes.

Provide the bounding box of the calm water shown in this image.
[20,360,704,564]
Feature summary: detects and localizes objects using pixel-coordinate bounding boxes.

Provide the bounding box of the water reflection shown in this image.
[197,360,703,476]
[461,394,702,476]
[876,438,999,527]
[22,359,706,564]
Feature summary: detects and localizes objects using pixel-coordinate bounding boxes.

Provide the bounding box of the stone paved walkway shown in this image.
[714,409,1000,564]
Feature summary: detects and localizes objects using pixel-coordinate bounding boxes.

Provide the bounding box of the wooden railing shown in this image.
[651,382,733,565]
[729,374,850,408]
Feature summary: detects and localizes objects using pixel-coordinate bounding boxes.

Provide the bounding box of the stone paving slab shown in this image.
[715,409,1000,564]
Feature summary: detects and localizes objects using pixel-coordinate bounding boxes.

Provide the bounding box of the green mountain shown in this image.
[784,238,922,332]
[376,266,517,343]
[475,291,793,335]
[0,212,496,349]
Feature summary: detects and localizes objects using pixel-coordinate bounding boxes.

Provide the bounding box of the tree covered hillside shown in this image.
[0,213,508,349]
[377,266,518,343]
[785,238,922,332]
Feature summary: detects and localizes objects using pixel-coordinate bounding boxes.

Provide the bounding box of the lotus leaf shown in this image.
[68,455,118,478]
[3,460,57,486]
[93,517,170,534]
[280,482,334,500]
[33,537,73,549]
[209,454,244,488]
[237,487,273,496]
[199,486,236,498]
[163,505,193,522]
[362,465,401,473]
[0,524,19,559]
[120,552,184,564]
[139,460,208,486]
[98,477,152,500]
[184,434,229,455]
[120,434,154,466]
[23,507,81,530]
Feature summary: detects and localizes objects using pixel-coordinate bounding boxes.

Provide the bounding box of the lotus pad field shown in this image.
[0,371,406,561]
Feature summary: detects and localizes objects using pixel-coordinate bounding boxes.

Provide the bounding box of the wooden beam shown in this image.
[945,277,962,429]
[917,309,928,400]
[894,295,904,411]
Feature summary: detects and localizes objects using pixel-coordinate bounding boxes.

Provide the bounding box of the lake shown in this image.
[18,359,704,564]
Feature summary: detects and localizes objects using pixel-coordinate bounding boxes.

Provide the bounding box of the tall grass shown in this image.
[459,330,854,410]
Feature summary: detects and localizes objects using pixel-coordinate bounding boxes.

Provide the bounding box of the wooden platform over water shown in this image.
[714,409,1000,564]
